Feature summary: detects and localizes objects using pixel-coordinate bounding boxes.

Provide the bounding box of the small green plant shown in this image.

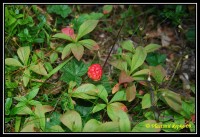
[52,20,100,61]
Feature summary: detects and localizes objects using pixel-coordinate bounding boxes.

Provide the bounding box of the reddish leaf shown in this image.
[119,71,134,84]
[126,84,136,102]
[112,83,120,94]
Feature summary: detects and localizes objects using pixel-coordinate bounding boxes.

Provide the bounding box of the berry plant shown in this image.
[4,4,196,133]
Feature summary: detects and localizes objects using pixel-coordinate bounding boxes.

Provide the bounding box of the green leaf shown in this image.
[14,96,27,102]
[92,103,107,113]
[50,52,58,63]
[118,110,131,132]
[83,119,101,132]
[23,69,30,87]
[30,62,48,76]
[130,46,147,74]
[15,116,21,132]
[103,5,113,14]
[144,43,161,53]
[77,20,99,40]
[60,110,82,132]
[28,100,42,106]
[17,46,30,66]
[47,125,64,132]
[44,62,53,73]
[34,104,45,131]
[20,117,38,132]
[60,59,89,85]
[121,40,134,52]
[97,85,108,103]
[35,50,44,59]
[146,52,166,66]
[110,59,127,71]
[186,27,195,42]
[79,39,99,50]
[47,5,72,18]
[95,122,120,132]
[5,98,12,115]
[141,93,151,109]
[132,120,162,132]
[189,121,195,132]
[107,102,127,121]
[158,89,182,112]
[61,43,74,60]
[5,58,23,67]
[110,90,126,103]
[149,65,167,84]
[5,82,18,89]
[126,84,136,102]
[72,93,97,100]
[132,69,150,77]
[11,105,33,115]
[73,83,97,96]
[71,44,84,61]
[52,33,73,41]
[26,88,39,101]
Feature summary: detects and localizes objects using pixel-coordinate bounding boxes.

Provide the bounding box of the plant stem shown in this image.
[102,20,125,69]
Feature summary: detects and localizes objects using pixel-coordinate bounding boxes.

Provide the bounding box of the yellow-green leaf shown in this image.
[130,46,147,74]
[17,46,30,65]
[52,33,73,41]
[149,65,166,84]
[23,69,30,87]
[5,58,23,67]
[132,69,150,77]
[71,44,84,61]
[83,119,101,132]
[60,110,82,132]
[92,103,107,113]
[77,20,99,40]
[61,43,74,60]
[141,93,151,109]
[132,120,162,132]
[144,43,161,53]
[79,39,99,50]
[30,62,48,76]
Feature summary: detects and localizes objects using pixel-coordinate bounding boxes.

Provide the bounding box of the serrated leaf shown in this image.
[83,119,101,132]
[95,122,120,132]
[158,89,182,112]
[60,110,82,132]
[92,103,107,113]
[110,90,126,103]
[132,120,162,132]
[71,44,84,61]
[61,43,74,60]
[132,69,150,77]
[5,58,23,67]
[149,65,166,84]
[144,43,161,53]
[79,39,99,50]
[50,52,58,63]
[130,46,147,74]
[23,69,30,87]
[121,40,134,52]
[141,93,151,109]
[77,20,99,40]
[97,85,108,103]
[126,84,136,102]
[52,33,73,41]
[30,62,48,76]
[17,46,30,65]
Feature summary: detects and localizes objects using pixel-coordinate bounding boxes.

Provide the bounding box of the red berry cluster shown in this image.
[87,64,103,81]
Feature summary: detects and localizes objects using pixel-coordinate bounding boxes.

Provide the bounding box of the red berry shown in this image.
[88,64,103,81]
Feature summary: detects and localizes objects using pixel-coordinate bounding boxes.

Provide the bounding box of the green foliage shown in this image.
[146,52,166,66]
[47,5,72,18]
[60,58,90,85]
